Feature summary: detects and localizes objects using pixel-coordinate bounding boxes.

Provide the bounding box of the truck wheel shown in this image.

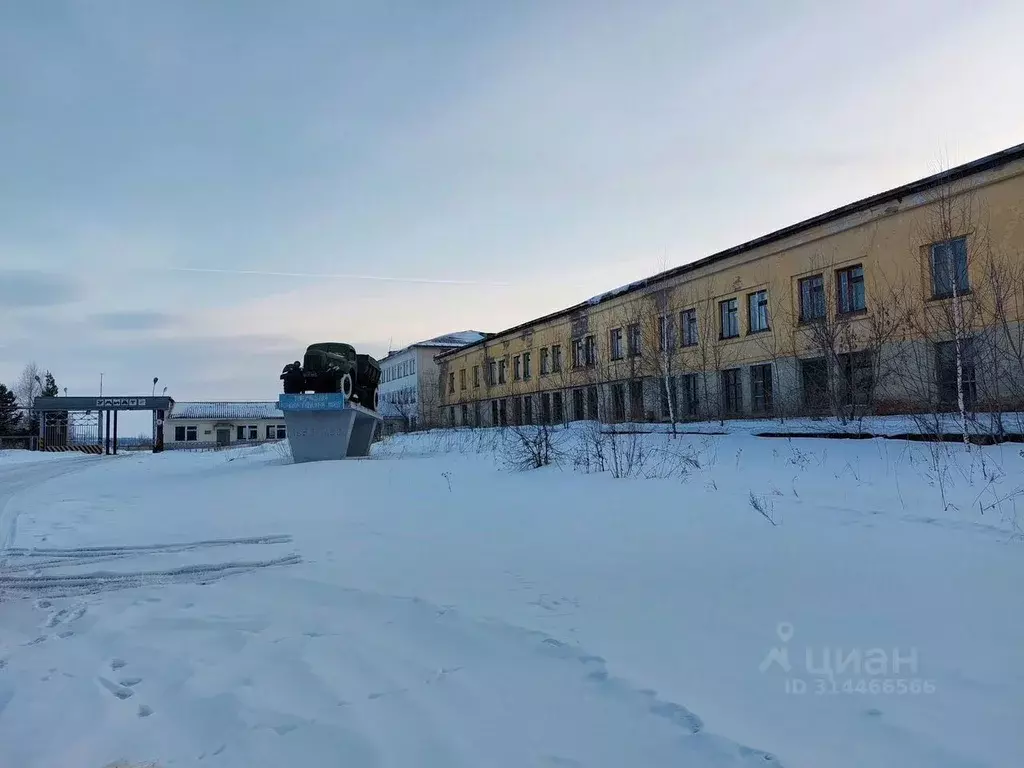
[338,373,354,398]
[372,388,379,410]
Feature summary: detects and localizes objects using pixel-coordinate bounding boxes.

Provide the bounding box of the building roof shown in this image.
[383,330,490,360]
[439,141,1024,360]
[414,330,489,347]
[168,401,283,420]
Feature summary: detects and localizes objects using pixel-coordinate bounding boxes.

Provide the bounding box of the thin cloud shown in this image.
[163,267,511,287]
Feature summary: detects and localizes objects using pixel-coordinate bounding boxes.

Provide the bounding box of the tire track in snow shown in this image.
[0,458,95,565]
[0,553,302,598]
[2,535,295,574]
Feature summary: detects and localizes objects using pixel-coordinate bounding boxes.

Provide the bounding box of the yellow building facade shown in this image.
[437,144,1024,427]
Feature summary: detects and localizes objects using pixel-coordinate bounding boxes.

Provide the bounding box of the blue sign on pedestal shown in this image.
[278,393,347,411]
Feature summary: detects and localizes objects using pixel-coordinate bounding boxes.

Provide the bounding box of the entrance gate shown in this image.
[31,396,175,454]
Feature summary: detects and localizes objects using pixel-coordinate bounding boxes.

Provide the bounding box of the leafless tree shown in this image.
[748,270,799,422]
[686,277,739,426]
[977,245,1024,435]
[892,172,988,446]
[14,362,43,408]
[13,362,43,434]
[641,286,681,434]
[603,295,651,424]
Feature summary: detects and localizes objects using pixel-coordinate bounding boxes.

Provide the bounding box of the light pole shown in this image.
[100,373,104,397]
[152,377,159,396]
[32,374,41,438]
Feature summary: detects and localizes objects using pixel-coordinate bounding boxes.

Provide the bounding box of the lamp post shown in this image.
[31,374,41,439]
[152,377,159,396]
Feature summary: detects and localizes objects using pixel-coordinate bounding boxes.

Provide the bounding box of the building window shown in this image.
[935,338,977,408]
[801,358,829,409]
[512,396,523,425]
[513,355,522,381]
[540,347,550,375]
[448,371,455,393]
[523,351,531,380]
[798,274,825,321]
[721,368,742,415]
[573,389,585,421]
[461,403,468,425]
[627,323,642,357]
[680,373,699,417]
[491,400,499,425]
[551,344,562,372]
[720,298,739,339]
[836,264,866,314]
[473,401,480,426]
[473,365,480,388]
[584,335,597,366]
[610,328,624,360]
[523,396,533,424]
[552,391,564,423]
[748,290,769,333]
[174,425,198,442]
[680,309,698,347]
[266,424,275,439]
[237,425,246,440]
[839,351,874,406]
[931,237,969,298]
[249,426,258,440]
[488,360,497,385]
[629,380,644,420]
[498,398,508,426]
[541,392,551,423]
[498,359,507,384]
[460,368,466,390]
[750,363,773,414]
[587,385,599,419]
[276,425,286,439]
[572,338,584,367]
[657,315,673,352]
[611,383,626,421]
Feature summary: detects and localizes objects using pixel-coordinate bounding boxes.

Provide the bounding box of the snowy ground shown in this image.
[1,426,1022,768]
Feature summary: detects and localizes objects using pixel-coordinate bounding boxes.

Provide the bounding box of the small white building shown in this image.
[378,331,488,431]
[165,401,286,448]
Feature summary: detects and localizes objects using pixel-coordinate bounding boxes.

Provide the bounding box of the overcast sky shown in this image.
[2,0,1023,403]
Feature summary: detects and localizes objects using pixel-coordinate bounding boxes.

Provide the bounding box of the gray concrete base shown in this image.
[277,393,382,464]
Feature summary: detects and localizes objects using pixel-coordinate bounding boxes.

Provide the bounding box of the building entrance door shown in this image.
[216,428,230,446]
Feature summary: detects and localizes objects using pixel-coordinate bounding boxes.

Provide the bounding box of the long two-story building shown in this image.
[437,143,1024,427]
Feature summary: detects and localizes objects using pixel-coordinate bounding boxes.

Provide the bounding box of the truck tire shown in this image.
[372,388,379,410]
[338,372,354,398]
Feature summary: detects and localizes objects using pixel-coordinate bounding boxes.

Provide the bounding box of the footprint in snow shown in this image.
[98,677,134,700]
[137,704,154,718]
[111,658,127,670]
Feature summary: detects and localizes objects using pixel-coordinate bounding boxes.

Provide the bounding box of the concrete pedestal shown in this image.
[277,393,382,464]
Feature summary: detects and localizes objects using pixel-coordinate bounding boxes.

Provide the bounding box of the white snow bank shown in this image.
[1,427,1021,768]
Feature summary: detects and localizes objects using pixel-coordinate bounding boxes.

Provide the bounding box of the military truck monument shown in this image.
[277,343,383,463]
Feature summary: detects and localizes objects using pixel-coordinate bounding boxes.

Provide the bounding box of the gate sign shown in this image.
[32,396,175,412]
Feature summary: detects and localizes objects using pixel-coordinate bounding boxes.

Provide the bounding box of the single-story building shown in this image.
[165,401,286,448]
